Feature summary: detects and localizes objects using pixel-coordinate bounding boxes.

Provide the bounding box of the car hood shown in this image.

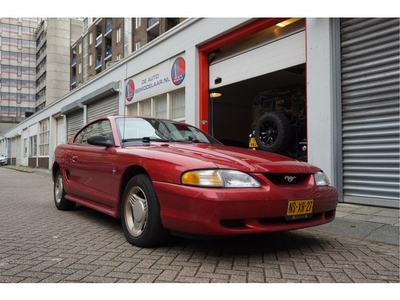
[131,142,319,174]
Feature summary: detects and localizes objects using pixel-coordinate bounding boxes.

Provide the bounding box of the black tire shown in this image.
[121,174,169,248]
[54,170,76,210]
[254,112,291,153]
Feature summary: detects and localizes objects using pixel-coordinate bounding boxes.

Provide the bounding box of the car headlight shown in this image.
[181,170,261,188]
[314,171,330,186]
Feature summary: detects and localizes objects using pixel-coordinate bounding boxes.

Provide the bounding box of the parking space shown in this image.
[0,167,398,284]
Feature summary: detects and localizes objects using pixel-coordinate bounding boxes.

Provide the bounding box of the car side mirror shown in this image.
[87,135,114,147]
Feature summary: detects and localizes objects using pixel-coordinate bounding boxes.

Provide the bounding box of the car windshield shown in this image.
[116,117,221,145]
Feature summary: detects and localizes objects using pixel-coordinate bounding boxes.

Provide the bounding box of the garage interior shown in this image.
[211,64,306,147]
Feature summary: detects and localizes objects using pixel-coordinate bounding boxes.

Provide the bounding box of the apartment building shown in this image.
[71,18,185,88]
[36,18,83,111]
[0,18,41,132]
[0,18,83,134]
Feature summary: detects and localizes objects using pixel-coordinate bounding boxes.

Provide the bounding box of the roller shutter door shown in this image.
[340,18,399,208]
[87,95,119,122]
[67,110,84,140]
[56,117,65,145]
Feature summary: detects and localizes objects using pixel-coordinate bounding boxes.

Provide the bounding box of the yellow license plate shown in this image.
[249,137,258,148]
[286,199,314,217]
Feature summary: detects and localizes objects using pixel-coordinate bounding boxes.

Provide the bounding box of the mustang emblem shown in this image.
[284,175,297,183]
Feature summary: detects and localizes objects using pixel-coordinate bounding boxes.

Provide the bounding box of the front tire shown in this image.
[54,170,76,210]
[121,174,169,247]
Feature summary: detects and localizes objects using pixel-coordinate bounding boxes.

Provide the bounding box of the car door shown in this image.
[67,119,119,208]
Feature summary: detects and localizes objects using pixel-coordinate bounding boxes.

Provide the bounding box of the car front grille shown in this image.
[263,173,311,186]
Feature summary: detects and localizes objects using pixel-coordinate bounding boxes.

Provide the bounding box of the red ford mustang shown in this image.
[52,116,338,247]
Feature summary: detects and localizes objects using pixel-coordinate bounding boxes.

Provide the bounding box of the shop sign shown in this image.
[125,55,186,103]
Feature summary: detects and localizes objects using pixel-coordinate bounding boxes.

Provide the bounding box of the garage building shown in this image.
[1,18,399,208]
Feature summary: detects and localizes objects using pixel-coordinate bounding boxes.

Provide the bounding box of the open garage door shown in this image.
[208,20,306,160]
[209,30,305,90]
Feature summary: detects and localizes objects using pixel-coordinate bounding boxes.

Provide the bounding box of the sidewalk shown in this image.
[3,165,52,178]
[314,202,399,246]
[3,165,399,246]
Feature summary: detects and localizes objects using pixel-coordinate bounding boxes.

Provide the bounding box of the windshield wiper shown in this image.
[172,139,202,143]
[142,137,171,143]
[122,137,205,144]
[121,138,142,143]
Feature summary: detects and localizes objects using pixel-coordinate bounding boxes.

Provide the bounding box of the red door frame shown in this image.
[198,18,288,133]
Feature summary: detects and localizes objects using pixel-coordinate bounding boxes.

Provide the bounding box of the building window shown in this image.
[78,43,82,54]
[30,136,37,157]
[39,119,49,156]
[135,18,141,29]
[89,54,92,66]
[89,33,93,45]
[154,95,167,118]
[130,90,186,121]
[171,89,185,120]
[139,99,152,117]
[117,28,121,43]
[135,42,141,51]
[78,63,82,74]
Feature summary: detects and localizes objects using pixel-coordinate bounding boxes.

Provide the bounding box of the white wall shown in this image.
[306,18,337,186]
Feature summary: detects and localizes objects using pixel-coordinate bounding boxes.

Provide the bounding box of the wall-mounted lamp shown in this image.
[210,91,222,98]
[210,76,222,98]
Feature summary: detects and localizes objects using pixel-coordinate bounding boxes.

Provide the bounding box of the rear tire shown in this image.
[121,174,169,247]
[54,170,76,210]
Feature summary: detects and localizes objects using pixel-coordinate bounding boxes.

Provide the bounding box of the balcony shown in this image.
[71,76,76,86]
[147,18,159,28]
[105,22,112,37]
[71,57,76,67]
[105,47,112,61]
[147,18,159,42]
[95,35,103,48]
[95,57,102,70]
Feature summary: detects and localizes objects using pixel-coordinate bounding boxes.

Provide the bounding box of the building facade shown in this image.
[0,18,83,133]
[36,18,83,111]
[0,18,41,132]
[0,18,399,209]
[71,18,186,88]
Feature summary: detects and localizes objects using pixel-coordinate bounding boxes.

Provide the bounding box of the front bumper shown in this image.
[153,180,338,236]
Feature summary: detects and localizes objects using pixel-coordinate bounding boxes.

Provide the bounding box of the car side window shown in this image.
[74,120,113,145]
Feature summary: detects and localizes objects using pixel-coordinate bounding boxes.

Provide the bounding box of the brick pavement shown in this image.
[0,167,398,284]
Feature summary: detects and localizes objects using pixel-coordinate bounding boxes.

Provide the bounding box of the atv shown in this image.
[248,85,307,161]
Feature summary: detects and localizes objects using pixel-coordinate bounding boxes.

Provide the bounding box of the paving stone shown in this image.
[0,167,398,285]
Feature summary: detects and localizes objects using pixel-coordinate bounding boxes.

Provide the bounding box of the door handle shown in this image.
[72,155,78,162]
